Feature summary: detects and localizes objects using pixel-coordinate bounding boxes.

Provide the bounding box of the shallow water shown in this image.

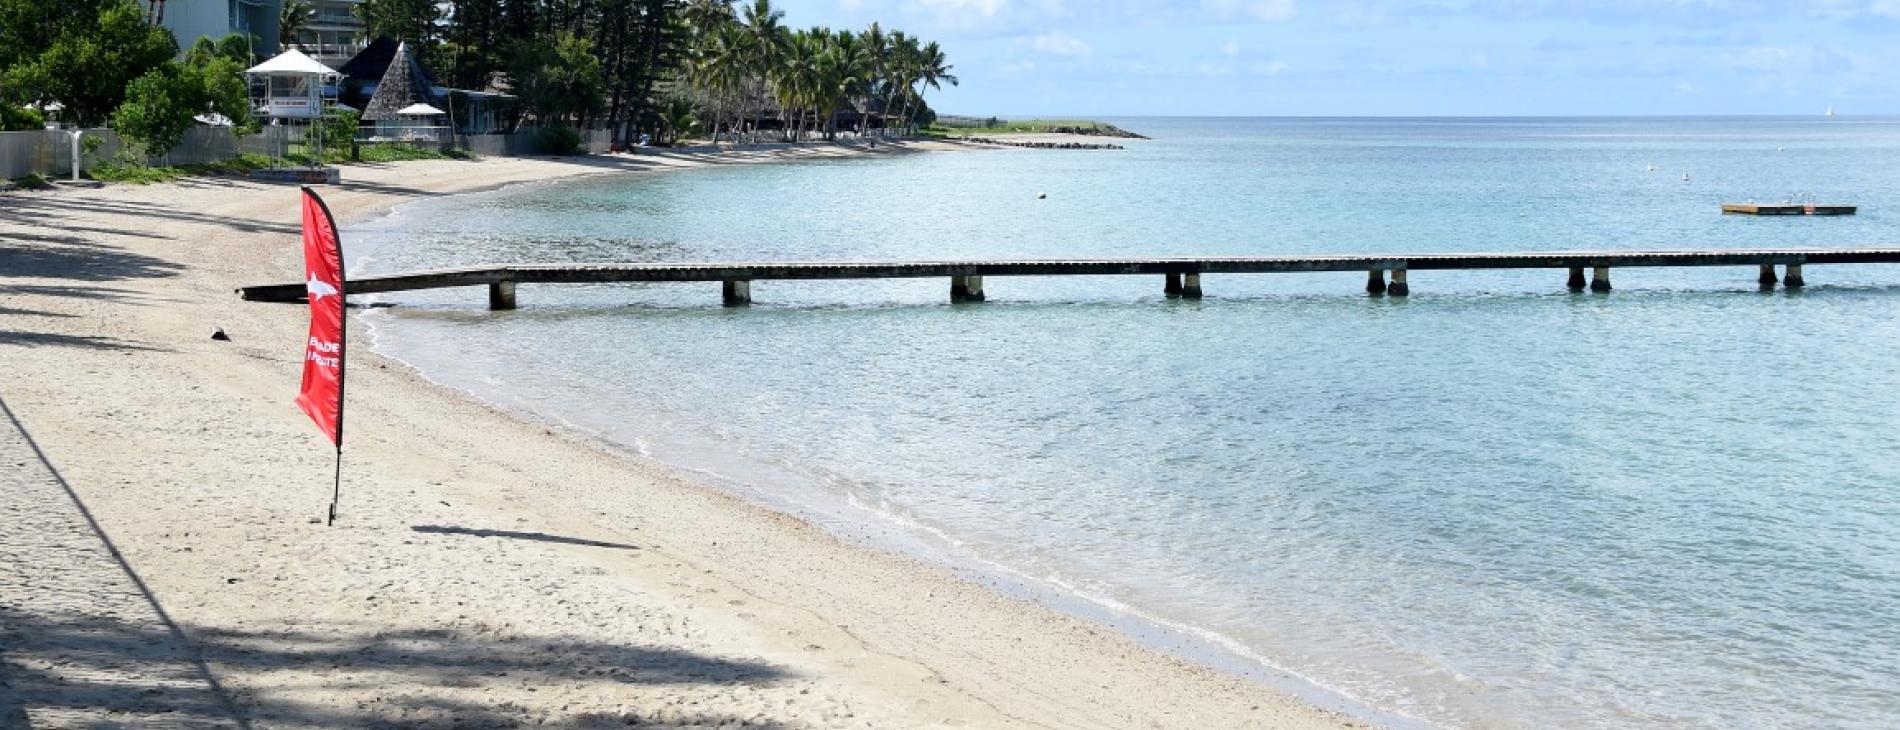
[351,118,1900,729]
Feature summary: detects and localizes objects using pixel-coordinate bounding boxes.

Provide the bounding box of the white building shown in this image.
[160,0,282,57]
[298,0,370,65]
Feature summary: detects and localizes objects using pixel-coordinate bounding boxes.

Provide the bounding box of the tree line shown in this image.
[1,0,954,152]
[293,0,956,145]
[0,0,254,153]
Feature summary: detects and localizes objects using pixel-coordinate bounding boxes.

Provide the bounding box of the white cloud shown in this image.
[912,0,1009,16]
[1723,44,1854,73]
[1250,60,1290,75]
[1334,2,1390,26]
[1221,39,1242,57]
[1021,30,1092,58]
[1201,0,1298,22]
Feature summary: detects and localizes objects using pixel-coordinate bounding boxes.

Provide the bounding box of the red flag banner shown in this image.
[294,187,347,446]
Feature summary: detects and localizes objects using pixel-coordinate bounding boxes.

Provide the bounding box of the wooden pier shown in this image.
[1722,203,1857,216]
[237,247,1900,309]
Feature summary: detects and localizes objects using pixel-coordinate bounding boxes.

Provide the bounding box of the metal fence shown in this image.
[457,128,613,156]
[0,128,120,179]
[2,125,622,180]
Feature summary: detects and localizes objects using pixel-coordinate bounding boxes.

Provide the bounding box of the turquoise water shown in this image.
[352,118,1900,729]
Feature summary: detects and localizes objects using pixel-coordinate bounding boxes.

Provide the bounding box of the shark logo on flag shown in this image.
[307,274,339,301]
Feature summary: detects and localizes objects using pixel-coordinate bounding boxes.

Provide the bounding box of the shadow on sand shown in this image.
[1,608,796,728]
[0,396,793,728]
[411,524,642,551]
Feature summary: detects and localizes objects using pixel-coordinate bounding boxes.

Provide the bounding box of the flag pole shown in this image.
[297,185,348,526]
[327,447,342,525]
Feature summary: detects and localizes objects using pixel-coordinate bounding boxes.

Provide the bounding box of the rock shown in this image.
[210,327,230,341]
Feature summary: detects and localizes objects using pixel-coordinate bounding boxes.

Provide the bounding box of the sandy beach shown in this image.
[1,143,1358,728]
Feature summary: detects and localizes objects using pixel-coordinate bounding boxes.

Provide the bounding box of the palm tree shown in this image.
[660,97,698,145]
[857,23,887,135]
[878,31,913,137]
[739,0,786,135]
[697,24,748,143]
[912,41,956,133]
[683,0,734,43]
[887,33,923,136]
[821,29,868,139]
[769,29,820,140]
[279,0,312,50]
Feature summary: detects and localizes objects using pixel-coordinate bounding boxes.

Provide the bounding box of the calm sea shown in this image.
[350,118,1900,729]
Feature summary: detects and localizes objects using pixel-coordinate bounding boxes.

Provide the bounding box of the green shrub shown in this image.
[88,161,182,184]
[354,143,452,162]
[1,104,45,131]
[13,173,54,190]
[311,109,361,152]
[538,126,583,155]
[113,55,253,155]
[87,152,275,184]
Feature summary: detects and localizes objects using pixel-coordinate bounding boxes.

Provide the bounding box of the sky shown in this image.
[770,0,1900,117]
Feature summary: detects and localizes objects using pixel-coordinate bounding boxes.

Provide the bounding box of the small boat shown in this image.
[1826,105,1835,118]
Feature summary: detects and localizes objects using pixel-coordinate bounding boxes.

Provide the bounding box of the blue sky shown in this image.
[772,1,1900,117]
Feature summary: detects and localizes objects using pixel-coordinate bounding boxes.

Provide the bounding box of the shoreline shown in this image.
[349,167,1423,730]
[1,143,1364,728]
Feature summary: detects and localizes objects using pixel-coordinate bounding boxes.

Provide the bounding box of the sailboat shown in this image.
[1826,105,1835,118]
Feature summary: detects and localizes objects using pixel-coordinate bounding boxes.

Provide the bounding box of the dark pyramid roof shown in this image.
[361,41,438,121]
[336,36,436,87]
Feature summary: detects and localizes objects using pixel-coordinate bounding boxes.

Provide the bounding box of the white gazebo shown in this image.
[244,48,343,180]
[246,48,339,120]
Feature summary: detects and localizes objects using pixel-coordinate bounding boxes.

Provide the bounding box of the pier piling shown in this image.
[488,280,517,310]
[1366,269,1387,295]
[1591,266,1612,293]
[1165,273,1183,298]
[1567,267,1586,291]
[1785,264,1806,288]
[1759,264,1779,288]
[1388,269,1410,297]
[1182,273,1203,299]
[722,278,751,306]
[951,275,986,302]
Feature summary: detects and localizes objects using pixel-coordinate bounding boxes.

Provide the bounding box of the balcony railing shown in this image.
[298,40,368,60]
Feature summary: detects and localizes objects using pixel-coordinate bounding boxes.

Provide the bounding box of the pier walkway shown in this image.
[238,247,1900,309]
